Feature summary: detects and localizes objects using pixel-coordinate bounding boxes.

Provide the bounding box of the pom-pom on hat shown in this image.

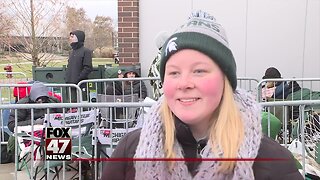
[159,10,237,90]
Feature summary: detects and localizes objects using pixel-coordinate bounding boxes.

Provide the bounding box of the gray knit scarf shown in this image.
[135,89,262,179]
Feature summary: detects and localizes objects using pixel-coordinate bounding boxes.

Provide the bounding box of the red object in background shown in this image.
[48,91,62,102]
[3,65,12,78]
[13,82,31,100]
[13,81,62,102]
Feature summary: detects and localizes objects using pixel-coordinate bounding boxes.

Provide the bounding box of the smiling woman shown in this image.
[163,49,224,132]
[102,10,303,180]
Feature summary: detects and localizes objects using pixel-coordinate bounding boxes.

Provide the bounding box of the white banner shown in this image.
[45,110,96,127]
[95,128,136,146]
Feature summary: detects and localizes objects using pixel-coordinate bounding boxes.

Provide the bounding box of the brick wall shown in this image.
[118,0,139,65]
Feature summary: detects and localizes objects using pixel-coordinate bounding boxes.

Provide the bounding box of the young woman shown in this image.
[102,11,303,180]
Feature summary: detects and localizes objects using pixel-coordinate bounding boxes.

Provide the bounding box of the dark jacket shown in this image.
[102,119,303,180]
[271,81,301,100]
[105,81,147,99]
[105,68,147,99]
[7,95,62,132]
[65,30,93,84]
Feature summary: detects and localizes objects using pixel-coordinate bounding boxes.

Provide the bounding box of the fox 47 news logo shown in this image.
[45,127,72,161]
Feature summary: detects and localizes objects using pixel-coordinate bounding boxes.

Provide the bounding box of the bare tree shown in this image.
[65,7,92,32]
[92,15,114,54]
[63,6,94,49]
[0,1,14,54]
[0,2,12,36]
[4,0,67,67]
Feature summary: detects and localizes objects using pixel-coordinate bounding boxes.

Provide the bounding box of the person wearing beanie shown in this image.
[65,30,93,102]
[7,81,62,133]
[105,66,147,99]
[261,67,296,100]
[148,31,171,100]
[102,10,302,179]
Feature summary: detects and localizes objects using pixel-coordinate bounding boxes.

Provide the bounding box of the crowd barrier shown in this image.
[260,100,320,177]
[0,83,83,104]
[0,102,153,180]
[237,77,259,92]
[2,99,319,179]
[78,77,259,103]
[78,77,159,102]
[257,78,320,102]
[0,83,82,163]
[0,72,29,84]
[2,76,319,179]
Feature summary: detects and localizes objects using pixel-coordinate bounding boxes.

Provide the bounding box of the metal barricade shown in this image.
[0,101,153,180]
[237,77,259,92]
[257,78,320,102]
[78,77,159,102]
[79,77,259,103]
[0,72,29,84]
[260,100,320,177]
[0,83,83,177]
[0,83,83,105]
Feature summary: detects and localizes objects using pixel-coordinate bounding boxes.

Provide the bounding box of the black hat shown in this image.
[123,66,140,77]
[262,67,281,79]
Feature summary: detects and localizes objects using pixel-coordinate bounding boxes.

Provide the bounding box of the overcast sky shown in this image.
[70,0,117,23]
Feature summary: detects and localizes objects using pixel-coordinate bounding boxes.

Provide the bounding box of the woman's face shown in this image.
[163,49,224,126]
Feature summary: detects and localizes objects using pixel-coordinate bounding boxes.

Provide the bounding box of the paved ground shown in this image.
[0,162,30,180]
[0,162,85,180]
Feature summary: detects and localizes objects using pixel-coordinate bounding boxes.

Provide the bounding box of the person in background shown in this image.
[106,67,147,99]
[13,81,62,103]
[7,81,62,132]
[65,30,93,102]
[262,67,290,99]
[148,31,170,100]
[102,10,302,179]
[123,67,147,99]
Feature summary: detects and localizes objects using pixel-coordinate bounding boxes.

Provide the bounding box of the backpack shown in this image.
[0,130,13,164]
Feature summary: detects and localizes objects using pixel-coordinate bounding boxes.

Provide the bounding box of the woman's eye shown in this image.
[194,69,206,74]
[168,71,179,76]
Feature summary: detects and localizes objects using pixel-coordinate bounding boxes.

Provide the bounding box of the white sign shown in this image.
[96,128,136,146]
[45,110,96,127]
[45,110,96,137]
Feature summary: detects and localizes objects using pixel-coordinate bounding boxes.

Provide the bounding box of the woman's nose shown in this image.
[177,74,195,90]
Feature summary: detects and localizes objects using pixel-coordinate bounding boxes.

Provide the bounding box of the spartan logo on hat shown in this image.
[165,37,178,56]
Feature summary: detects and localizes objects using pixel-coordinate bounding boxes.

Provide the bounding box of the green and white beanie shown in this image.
[159,10,237,90]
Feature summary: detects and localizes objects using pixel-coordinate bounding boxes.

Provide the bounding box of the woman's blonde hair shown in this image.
[161,78,244,172]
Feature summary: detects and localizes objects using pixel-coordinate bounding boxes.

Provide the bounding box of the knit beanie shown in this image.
[262,67,281,79]
[159,10,237,90]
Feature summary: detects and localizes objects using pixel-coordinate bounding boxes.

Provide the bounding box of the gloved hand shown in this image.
[34,117,44,125]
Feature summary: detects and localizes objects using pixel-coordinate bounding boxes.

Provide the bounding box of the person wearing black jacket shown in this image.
[65,30,93,102]
[105,67,147,99]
